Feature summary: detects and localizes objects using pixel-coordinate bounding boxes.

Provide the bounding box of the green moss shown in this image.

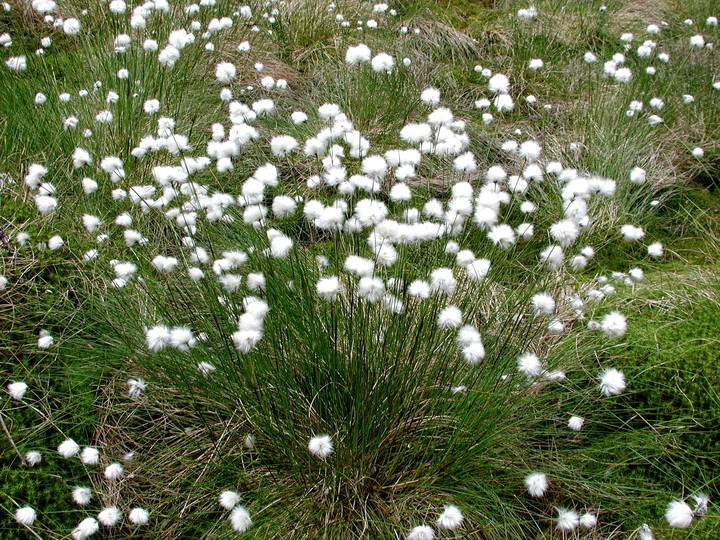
[611,285,720,497]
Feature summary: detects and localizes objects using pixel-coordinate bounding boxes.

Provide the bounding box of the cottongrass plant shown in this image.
[1,0,718,538]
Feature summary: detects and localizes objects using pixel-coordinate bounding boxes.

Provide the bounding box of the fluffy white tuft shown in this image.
[72,486,93,505]
[308,434,334,458]
[7,381,28,400]
[97,506,122,526]
[556,508,580,530]
[58,438,80,458]
[665,500,694,528]
[436,505,464,529]
[128,507,150,525]
[72,517,99,540]
[598,368,626,396]
[230,506,252,532]
[524,472,548,497]
[15,507,36,526]
[407,525,435,540]
[220,490,241,510]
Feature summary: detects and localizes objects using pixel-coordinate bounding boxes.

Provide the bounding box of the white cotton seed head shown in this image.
[550,220,579,247]
[72,486,93,505]
[58,438,80,458]
[316,277,343,301]
[518,353,542,377]
[488,73,510,93]
[145,325,170,351]
[556,508,580,530]
[488,224,516,248]
[436,505,463,529]
[420,87,441,106]
[465,259,491,281]
[6,55,27,71]
[215,62,236,83]
[80,447,100,465]
[531,293,555,316]
[601,311,627,337]
[430,268,456,295]
[48,235,64,250]
[25,451,42,466]
[540,245,565,269]
[579,513,597,528]
[98,506,122,526]
[63,18,81,36]
[218,274,242,292]
[220,490,241,510]
[568,416,585,431]
[104,462,124,480]
[438,306,462,328]
[407,525,435,540]
[308,434,333,458]
[518,140,541,162]
[524,472,548,497]
[630,166,647,184]
[270,135,298,157]
[230,506,252,532]
[598,368,626,396]
[128,507,149,525]
[666,500,694,528]
[638,523,655,540]
[408,280,430,299]
[169,326,196,350]
[462,341,486,365]
[38,332,54,348]
[456,325,481,348]
[144,99,160,114]
[270,236,293,258]
[244,433,256,449]
[7,381,28,400]
[648,242,663,257]
[72,517,99,540]
[371,52,394,73]
[620,224,645,241]
[345,43,371,64]
[358,277,385,303]
[15,507,36,526]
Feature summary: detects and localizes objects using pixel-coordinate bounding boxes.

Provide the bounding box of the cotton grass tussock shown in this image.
[2,2,718,538]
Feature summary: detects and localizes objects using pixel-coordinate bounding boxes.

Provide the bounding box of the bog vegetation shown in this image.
[1,0,719,538]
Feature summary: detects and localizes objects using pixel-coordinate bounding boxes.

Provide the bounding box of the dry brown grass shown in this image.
[610,0,673,33]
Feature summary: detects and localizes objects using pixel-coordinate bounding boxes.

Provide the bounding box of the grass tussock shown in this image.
[1,0,720,538]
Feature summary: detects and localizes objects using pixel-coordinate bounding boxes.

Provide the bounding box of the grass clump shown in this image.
[1,0,719,538]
